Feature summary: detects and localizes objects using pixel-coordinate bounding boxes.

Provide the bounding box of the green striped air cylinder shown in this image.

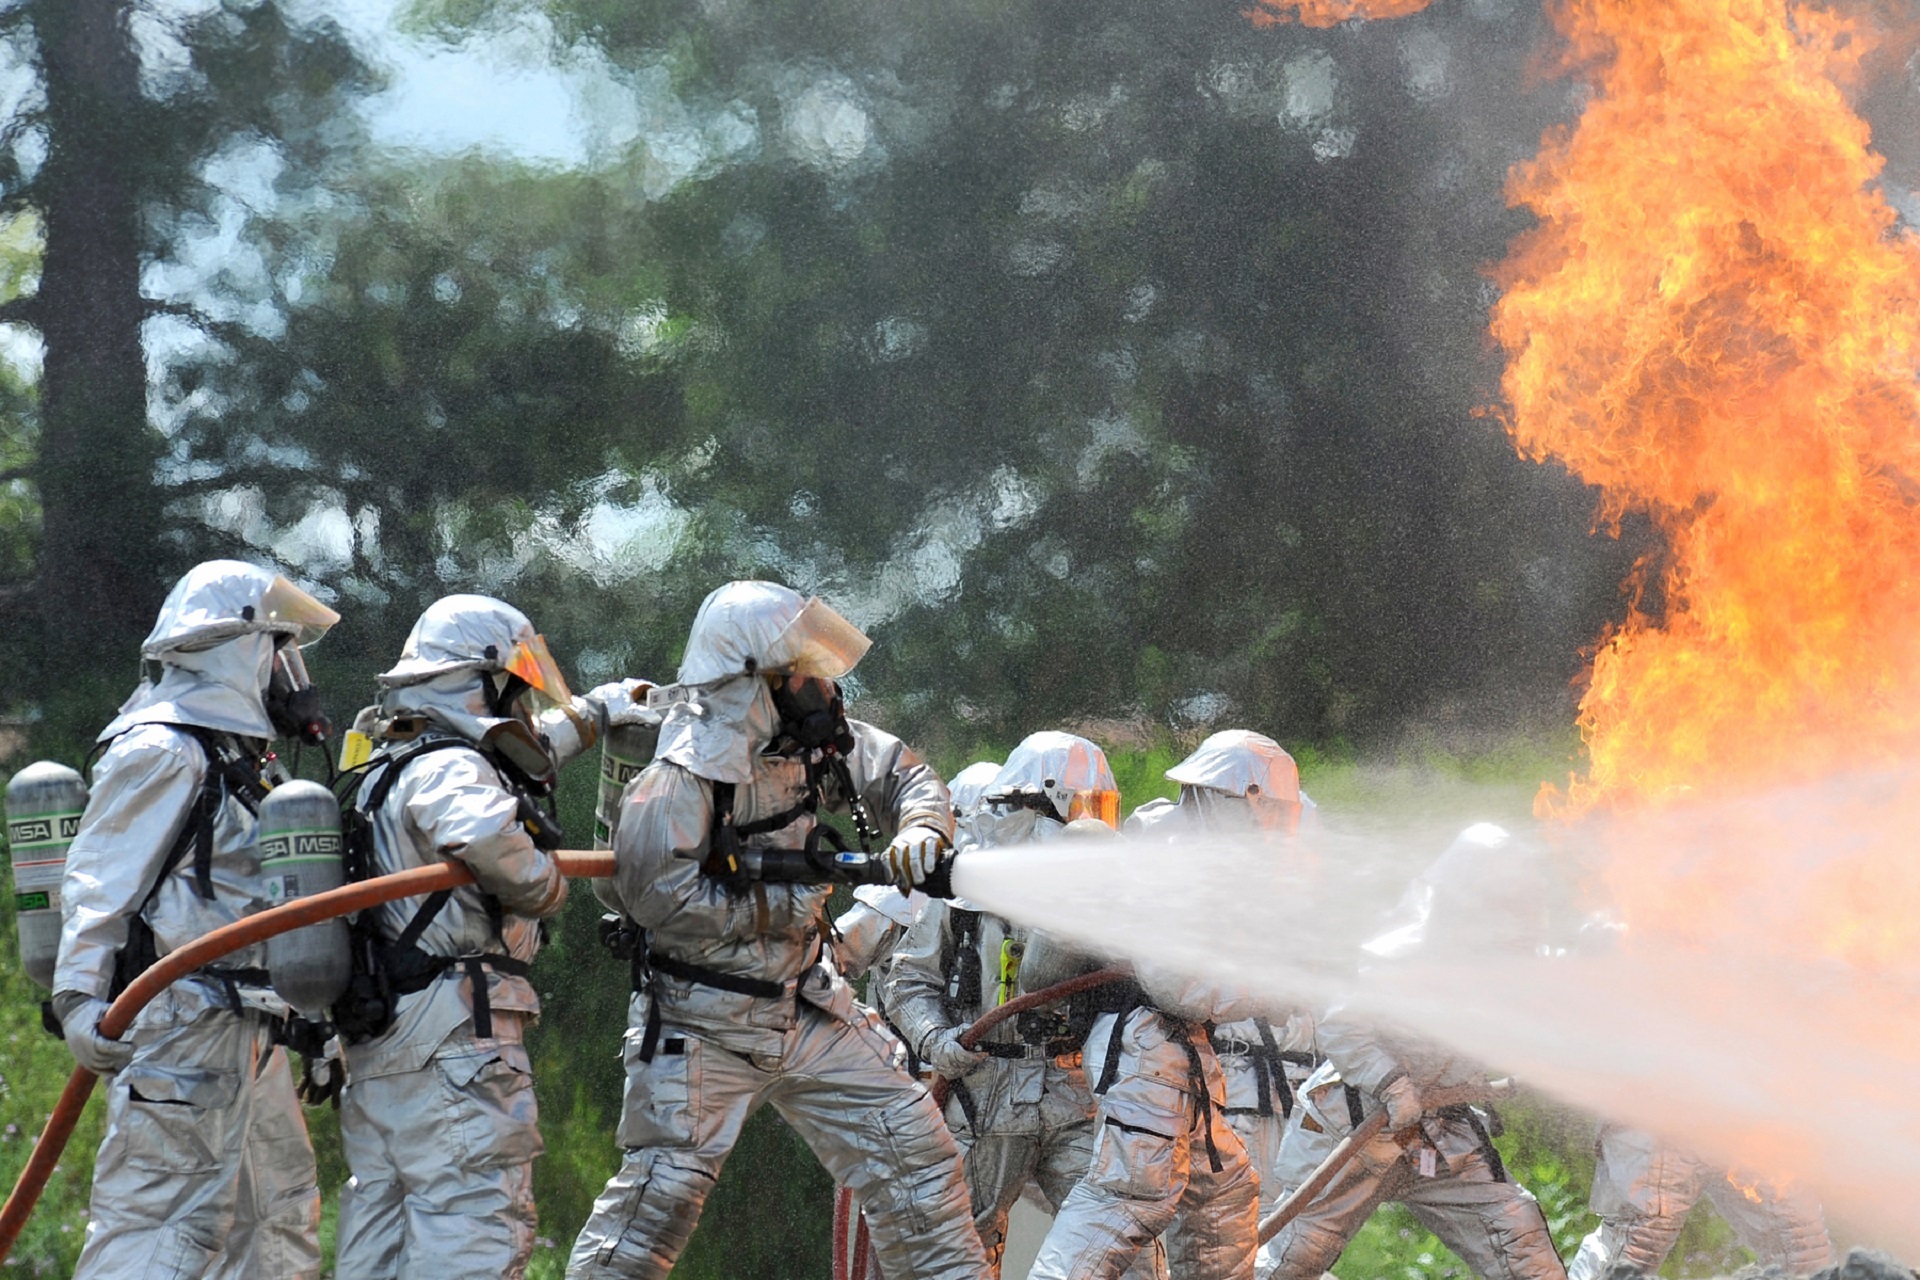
[257,780,349,1017]
[4,762,87,989]
[595,721,660,849]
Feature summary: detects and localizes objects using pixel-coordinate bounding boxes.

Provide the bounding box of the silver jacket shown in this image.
[833,885,927,982]
[342,675,587,1078]
[57,633,288,1007]
[605,717,952,1057]
[1123,794,1314,1101]
[890,900,1051,1058]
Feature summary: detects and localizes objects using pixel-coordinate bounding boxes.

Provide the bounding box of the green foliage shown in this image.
[0,916,99,1277]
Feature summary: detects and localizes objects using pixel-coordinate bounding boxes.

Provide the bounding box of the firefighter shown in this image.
[333,594,631,1279]
[54,560,338,1279]
[567,581,989,1280]
[887,733,1155,1277]
[1020,819,1261,1280]
[1263,824,1565,1280]
[1126,730,1320,1273]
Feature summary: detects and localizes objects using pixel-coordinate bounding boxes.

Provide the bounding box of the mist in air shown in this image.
[954,764,1920,1253]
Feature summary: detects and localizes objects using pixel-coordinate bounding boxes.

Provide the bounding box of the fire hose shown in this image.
[0,849,615,1265]
[832,967,1129,1280]
[1256,1078,1515,1244]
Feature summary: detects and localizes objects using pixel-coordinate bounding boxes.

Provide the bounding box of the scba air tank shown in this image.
[258,780,350,1017]
[4,762,87,989]
[595,720,660,849]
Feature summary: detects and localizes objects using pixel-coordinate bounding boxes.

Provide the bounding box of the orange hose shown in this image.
[1256,1108,1388,1243]
[0,850,612,1264]
[929,967,1127,1109]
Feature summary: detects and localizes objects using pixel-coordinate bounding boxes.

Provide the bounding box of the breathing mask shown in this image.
[1182,784,1298,833]
[265,639,330,745]
[769,675,857,756]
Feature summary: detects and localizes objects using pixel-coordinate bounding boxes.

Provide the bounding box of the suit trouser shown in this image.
[1166,1107,1287,1278]
[336,1034,542,1280]
[1567,1126,1833,1280]
[1261,1116,1563,1280]
[568,1002,989,1280]
[954,1100,1167,1280]
[75,988,320,1280]
[1029,1059,1258,1280]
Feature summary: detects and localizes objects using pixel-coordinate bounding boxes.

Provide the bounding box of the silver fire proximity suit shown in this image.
[567,581,989,1280]
[948,759,1004,835]
[1021,896,1262,1280]
[833,759,997,994]
[887,733,1134,1278]
[1263,824,1564,1280]
[54,560,338,1280]
[334,596,614,1280]
[1568,1127,1833,1279]
[1125,730,1320,1275]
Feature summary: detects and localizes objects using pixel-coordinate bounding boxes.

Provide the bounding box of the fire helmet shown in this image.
[378,594,572,707]
[985,731,1121,829]
[675,581,871,686]
[141,560,338,658]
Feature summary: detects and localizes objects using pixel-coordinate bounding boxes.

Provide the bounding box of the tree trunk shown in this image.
[31,0,163,688]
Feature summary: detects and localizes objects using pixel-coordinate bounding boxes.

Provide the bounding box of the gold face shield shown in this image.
[503,634,574,708]
[1064,789,1122,830]
[259,575,340,646]
[771,597,872,679]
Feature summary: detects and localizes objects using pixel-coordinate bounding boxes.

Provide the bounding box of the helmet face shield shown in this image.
[260,575,341,646]
[503,634,573,707]
[1065,788,1121,830]
[1185,784,1299,834]
[770,597,871,679]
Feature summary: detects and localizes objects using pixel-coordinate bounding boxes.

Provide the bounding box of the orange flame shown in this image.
[1245,2,1920,966]
[1494,2,1920,820]
[1245,0,1435,29]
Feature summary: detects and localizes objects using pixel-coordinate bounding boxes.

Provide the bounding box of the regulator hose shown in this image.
[0,850,614,1264]
[832,967,1130,1280]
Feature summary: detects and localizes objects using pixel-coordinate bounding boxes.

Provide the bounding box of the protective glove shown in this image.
[1378,1073,1426,1131]
[921,1028,989,1081]
[53,991,132,1076]
[881,824,952,894]
[580,678,655,727]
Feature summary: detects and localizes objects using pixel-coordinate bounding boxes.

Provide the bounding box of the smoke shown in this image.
[951,768,1920,1253]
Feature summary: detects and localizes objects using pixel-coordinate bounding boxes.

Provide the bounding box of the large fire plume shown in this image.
[1242,2,1920,1227]
[1256,0,1920,964]
[1495,2,1920,815]
[1490,2,1920,964]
